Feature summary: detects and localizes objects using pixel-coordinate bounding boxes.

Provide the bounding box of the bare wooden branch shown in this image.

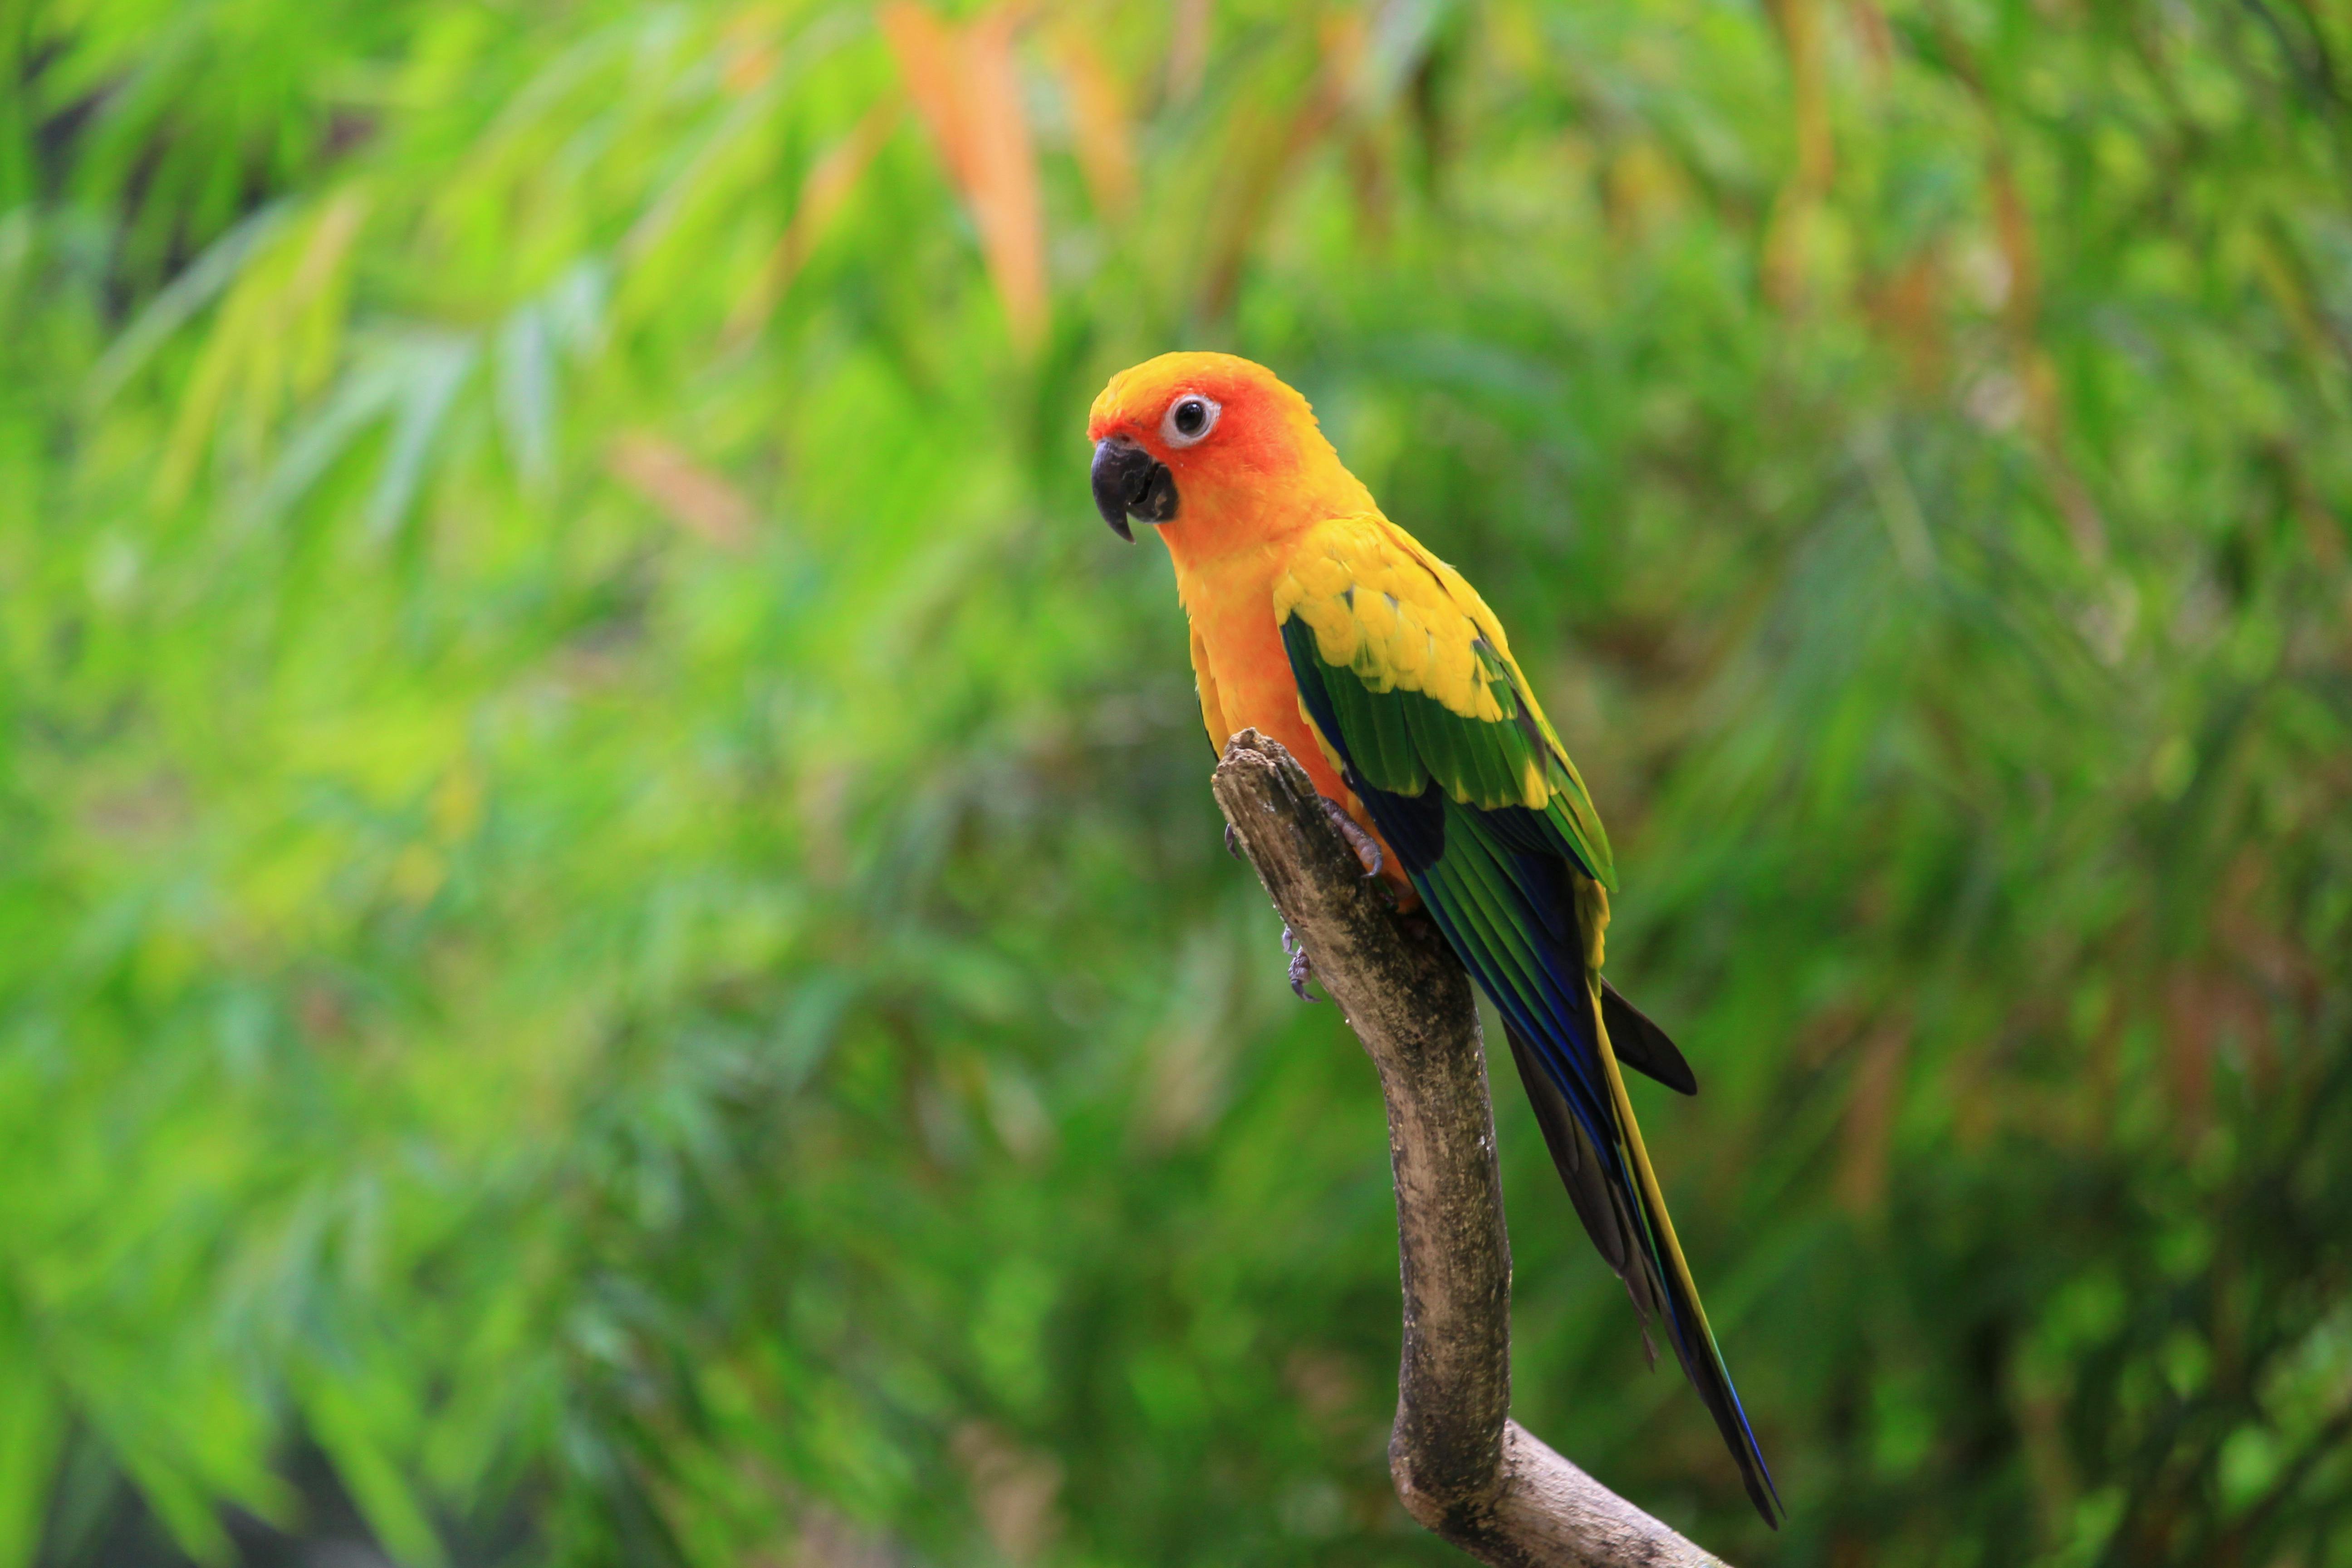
[1210,730,1732,1568]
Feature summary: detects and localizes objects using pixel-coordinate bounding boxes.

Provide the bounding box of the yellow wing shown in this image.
[1271,514,1615,889]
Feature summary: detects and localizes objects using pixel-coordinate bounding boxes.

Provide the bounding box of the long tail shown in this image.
[1592,999,1782,1526]
[1372,795,1779,1522]
[1504,1007,1783,1528]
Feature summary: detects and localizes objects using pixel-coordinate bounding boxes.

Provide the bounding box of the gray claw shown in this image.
[1282,924,1317,1002]
[1320,798,1383,878]
[1224,822,1243,859]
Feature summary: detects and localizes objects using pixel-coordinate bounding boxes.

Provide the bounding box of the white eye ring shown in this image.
[1161,394,1221,448]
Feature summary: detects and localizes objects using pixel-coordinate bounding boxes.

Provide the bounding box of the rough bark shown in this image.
[1210,730,1731,1568]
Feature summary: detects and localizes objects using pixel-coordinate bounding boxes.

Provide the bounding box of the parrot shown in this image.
[1087,351,1780,1527]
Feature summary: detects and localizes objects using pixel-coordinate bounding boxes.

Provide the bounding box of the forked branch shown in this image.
[1209,730,1730,1568]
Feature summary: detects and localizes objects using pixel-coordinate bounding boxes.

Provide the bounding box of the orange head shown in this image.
[1086,352,1372,564]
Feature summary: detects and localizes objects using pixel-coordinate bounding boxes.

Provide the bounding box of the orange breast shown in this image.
[1175,551,1411,896]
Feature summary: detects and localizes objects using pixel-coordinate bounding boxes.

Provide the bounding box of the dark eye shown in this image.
[1161,394,1220,448]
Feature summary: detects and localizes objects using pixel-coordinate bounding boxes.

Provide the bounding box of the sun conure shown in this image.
[1087,351,1780,1527]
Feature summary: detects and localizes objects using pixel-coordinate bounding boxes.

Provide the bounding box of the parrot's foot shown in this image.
[1281,924,1317,1002]
[1319,798,1383,878]
[1224,822,1243,860]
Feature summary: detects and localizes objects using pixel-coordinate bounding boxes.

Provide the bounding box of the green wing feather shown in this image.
[1272,515,1615,890]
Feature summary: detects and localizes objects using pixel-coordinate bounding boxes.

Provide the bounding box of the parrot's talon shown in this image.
[1319,798,1383,878]
[1224,822,1243,860]
[1281,924,1317,1001]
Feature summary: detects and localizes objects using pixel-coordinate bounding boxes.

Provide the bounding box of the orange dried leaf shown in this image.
[1194,68,1346,322]
[1836,1019,1911,1214]
[1165,0,1211,107]
[608,433,757,551]
[881,2,1049,351]
[880,4,970,185]
[959,12,1049,348]
[727,96,902,341]
[1049,26,1136,218]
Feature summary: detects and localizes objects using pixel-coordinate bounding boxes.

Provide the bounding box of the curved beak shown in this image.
[1091,436,1179,542]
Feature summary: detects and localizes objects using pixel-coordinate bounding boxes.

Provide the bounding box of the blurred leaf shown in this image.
[881,2,1048,351]
[1047,25,1136,220]
[608,432,759,551]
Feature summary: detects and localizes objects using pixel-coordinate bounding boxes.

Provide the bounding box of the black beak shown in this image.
[1091,436,1179,542]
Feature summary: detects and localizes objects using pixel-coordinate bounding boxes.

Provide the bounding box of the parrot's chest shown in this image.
[1176,557,1308,740]
[1194,604,1293,731]
[1173,556,1404,889]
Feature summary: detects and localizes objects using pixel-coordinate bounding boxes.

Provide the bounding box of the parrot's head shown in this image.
[1086,352,1370,554]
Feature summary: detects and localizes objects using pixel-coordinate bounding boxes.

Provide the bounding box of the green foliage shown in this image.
[4,0,2350,1563]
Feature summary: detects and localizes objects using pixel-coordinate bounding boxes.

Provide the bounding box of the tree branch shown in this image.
[1210,730,1732,1568]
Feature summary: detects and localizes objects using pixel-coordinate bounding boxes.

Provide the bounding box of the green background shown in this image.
[4,0,2349,1563]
